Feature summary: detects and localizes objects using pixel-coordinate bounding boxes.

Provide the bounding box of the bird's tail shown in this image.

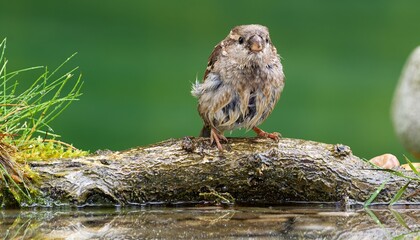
[199,125,211,137]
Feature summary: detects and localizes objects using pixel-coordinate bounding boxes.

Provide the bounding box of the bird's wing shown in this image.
[203,43,222,81]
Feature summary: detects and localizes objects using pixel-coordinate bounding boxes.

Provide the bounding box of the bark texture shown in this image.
[30,137,419,207]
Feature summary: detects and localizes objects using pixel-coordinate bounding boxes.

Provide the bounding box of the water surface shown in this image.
[1,205,419,239]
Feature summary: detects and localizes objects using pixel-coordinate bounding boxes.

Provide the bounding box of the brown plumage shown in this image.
[192,24,285,150]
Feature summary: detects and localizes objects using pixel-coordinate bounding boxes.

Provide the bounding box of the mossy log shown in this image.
[24,137,419,207]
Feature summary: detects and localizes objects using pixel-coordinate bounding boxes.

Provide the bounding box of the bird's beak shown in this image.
[249,35,263,52]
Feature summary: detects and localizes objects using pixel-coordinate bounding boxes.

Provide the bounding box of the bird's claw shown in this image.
[266,132,281,141]
[253,127,281,141]
[210,128,227,151]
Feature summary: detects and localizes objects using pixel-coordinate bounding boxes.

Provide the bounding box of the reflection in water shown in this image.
[1,206,419,239]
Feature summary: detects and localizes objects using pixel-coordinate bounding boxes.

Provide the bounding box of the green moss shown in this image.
[13,136,88,162]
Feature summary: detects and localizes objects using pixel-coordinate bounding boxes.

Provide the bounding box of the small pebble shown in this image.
[369,153,400,169]
[401,162,420,171]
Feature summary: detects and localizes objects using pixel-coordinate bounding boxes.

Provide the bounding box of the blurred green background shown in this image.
[1,0,419,159]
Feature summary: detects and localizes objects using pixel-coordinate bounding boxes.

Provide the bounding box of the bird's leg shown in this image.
[252,127,281,141]
[210,128,227,151]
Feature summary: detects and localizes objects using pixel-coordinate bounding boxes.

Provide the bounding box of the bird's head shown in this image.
[223,24,276,65]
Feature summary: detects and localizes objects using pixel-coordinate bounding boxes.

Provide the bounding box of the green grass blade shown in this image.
[393,231,420,240]
[4,66,43,78]
[364,208,385,227]
[0,38,6,62]
[389,208,410,230]
[0,59,7,77]
[43,76,83,125]
[0,164,32,201]
[1,60,7,115]
[389,181,410,205]
[403,155,420,176]
[25,74,71,140]
[364,178,389,207]
[44,52,77,82]
[366,168,420,181]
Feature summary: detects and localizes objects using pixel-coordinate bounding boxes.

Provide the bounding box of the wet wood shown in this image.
[27,137,420,207]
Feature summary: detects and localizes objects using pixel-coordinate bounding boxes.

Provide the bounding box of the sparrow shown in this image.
[192,24,285,150]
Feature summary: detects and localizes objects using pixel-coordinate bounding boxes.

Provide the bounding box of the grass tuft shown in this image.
[0,38,88,207]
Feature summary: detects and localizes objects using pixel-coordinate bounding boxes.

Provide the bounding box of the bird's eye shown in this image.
[266,38,269,43]
[238,37,244,44]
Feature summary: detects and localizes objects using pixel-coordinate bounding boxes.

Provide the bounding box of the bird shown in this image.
[191,24,285,150]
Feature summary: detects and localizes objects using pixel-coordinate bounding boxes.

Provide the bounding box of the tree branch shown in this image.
[27,137,419,207]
